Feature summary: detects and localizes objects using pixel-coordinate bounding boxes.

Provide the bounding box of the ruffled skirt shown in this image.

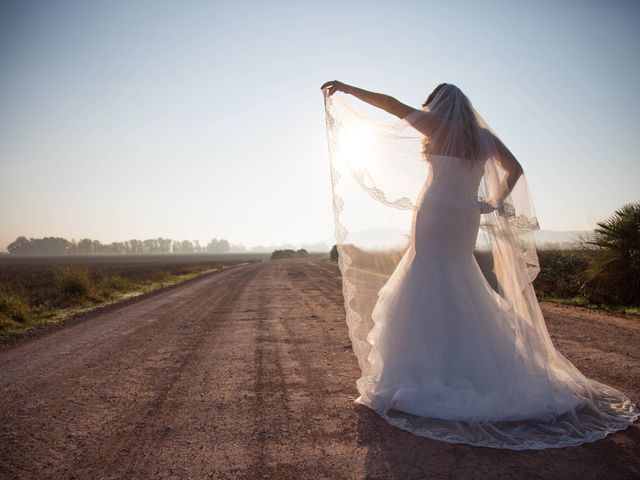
[354,205,639,449]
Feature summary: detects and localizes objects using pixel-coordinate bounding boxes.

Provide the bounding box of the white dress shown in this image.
[353,154,639,448]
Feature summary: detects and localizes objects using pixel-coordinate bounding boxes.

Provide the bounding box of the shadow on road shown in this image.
[354,403,640,479]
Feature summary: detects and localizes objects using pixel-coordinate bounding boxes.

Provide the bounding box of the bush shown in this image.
[151,269,172,282]
[534,249,590,299]
[99,275,132,292]
[270,249,309,260]
[582,202,640,306]
[0,292,31,323]
[330,245,339,262]
[55,267,92,299]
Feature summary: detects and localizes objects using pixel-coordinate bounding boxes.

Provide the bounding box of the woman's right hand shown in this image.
[321,80,351,96]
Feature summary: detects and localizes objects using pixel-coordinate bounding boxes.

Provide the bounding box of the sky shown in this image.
[1,0,639,251]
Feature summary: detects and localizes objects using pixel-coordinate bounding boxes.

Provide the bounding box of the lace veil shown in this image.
[322,84,638,449]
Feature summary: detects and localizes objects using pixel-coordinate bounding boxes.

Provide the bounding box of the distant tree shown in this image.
[106,241,126,254]
[143,238,159,254]
[157,237,173,254]
[229,242,247,252]
[206,238,231,253]
[44,237,71,255]
[92,239,103,253]
[131,239,145,254]
[173,240,195,254]
[5,235,239,256]
[330,245,339,262]
[7,236,71,255]
[77,238,94,255]
[7,236,31,255]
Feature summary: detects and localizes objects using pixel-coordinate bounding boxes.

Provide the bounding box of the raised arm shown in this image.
[321,80,415,119]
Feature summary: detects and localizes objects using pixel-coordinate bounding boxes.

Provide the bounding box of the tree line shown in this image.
[5,236,241,255]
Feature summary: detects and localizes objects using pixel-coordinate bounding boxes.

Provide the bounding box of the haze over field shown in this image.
[1,0,638,252]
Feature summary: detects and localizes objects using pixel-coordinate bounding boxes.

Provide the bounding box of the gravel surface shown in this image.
[1,258,638,479]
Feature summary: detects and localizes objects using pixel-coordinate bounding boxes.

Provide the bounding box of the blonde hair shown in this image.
[420,83,483,164]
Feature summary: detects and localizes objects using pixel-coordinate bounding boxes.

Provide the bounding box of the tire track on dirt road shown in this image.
[1,263,262,478]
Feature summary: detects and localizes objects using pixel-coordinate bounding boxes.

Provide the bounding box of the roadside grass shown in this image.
[0,266,224,342]
[539,295,640,316]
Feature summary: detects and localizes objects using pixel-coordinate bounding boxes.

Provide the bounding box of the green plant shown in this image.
[55,267,92,299]
[582,202,640,306]
[0,292,31,323]
[152,269,172,282]
[99,275,133,292]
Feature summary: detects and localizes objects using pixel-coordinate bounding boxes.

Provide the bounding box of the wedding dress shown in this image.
[322,84,638,449]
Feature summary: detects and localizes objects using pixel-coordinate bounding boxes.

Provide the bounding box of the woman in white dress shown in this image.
[320,80,639,450]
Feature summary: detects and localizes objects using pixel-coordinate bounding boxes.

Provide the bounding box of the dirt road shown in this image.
[1,258,639,479]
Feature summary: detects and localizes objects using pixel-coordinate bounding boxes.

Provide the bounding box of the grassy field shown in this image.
[1,248,637,342]
[0,253,270,340]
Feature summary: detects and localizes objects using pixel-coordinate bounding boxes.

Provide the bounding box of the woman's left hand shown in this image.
[321,80,350,96]
[477,200,497,215]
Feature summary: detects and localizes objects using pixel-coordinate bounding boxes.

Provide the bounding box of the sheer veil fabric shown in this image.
[322,85,639,450]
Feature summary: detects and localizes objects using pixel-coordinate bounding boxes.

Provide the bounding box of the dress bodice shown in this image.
[419,154,486,211]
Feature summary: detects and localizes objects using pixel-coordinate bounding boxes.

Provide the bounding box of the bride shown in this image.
[320,80,639,449]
